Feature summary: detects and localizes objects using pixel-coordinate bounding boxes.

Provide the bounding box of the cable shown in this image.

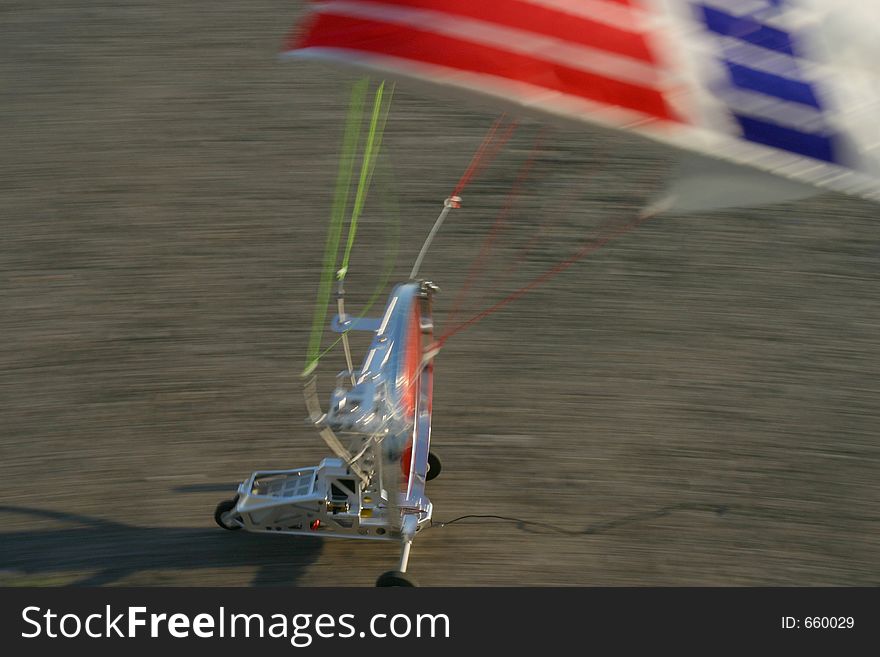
[428,504,733,537]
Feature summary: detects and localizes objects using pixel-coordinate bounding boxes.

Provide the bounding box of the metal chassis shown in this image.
[219,280,438,578]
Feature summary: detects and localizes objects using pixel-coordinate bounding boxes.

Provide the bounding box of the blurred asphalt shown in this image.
[1,1,878,586]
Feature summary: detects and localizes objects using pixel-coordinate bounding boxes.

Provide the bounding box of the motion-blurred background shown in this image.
[1,1,878,586]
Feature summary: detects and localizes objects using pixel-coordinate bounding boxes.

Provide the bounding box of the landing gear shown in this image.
[214,497,242,530]
[376,570,418,587]
[426,451,442,481]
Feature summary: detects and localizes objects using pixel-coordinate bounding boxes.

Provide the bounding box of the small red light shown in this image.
[309,519,321,531]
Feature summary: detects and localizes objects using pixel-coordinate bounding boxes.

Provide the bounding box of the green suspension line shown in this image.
[303,79,395,376]
[337,80,395,282]
[306,155,401,367]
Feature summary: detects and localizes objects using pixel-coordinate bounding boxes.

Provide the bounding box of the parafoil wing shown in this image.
[285,0,880,208]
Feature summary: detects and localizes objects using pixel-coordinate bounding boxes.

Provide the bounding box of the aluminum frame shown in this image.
[219,281,438,574]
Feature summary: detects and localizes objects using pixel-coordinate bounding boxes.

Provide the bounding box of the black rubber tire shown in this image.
[376,570,418,587]
[214,498,242,531]
[426,451,442,482]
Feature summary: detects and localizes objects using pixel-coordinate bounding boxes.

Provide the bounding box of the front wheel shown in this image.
[376,570,418,587]
[214,498,242,531]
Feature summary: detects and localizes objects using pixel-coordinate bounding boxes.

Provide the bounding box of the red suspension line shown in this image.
[451,115,517,198]
[447,131,545,325]
[438,209,655,346]
[475,143,613,306]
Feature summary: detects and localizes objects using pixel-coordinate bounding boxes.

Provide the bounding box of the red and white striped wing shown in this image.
[286,0,682,129]
[285,1,880,204]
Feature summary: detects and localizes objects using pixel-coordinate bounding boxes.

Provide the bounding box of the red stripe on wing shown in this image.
[291,13,678,122]
[340,0,657,63]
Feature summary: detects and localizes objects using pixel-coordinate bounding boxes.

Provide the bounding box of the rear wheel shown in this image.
[426,451,442,481]
[376,570,418,587]
[214,498,242,531]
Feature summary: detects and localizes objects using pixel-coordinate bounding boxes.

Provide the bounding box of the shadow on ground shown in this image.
[0,505,323,586]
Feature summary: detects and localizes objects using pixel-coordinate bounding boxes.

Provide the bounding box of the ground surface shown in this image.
[1,1,878,586]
